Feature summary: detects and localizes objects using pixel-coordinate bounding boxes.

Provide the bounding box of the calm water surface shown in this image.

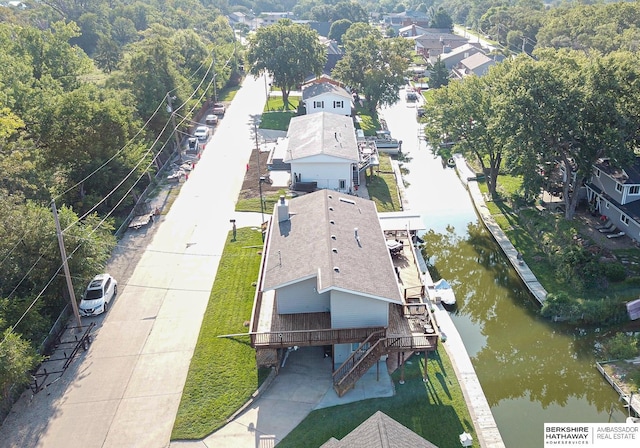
[381,97,628,448]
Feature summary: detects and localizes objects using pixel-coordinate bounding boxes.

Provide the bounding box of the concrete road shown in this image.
[0,75,268,448]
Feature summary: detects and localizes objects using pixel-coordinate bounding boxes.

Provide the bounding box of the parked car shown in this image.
[205,114,218,126]
[186,137,201,154]
[212,102,225,116]
[405,90,418,102]
[79,274,117,317]
[194,125,210,141]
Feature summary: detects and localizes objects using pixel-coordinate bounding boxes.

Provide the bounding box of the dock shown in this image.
[452,154,548,305]
[596,360,640,418]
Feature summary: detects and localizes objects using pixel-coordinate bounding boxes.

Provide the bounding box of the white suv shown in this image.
[194,126,210,141]
[79,274,117,316]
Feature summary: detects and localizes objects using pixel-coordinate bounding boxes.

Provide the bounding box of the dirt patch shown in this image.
[238,147,284,200]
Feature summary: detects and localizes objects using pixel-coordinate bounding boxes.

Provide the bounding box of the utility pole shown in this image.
[212,53,218,105]
[51,200,82,328]
[166,93,182,161]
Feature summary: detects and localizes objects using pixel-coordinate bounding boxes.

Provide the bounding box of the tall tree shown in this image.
[332,23,412,111]
[247,19,326,110]
[429,57,449,88]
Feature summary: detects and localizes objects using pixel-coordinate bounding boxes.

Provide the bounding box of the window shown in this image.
[595,168,600,177]
[621,214,629,226]
[339,179,346,190]
[333,100,344,108]
[631,185,640,195]
[313,101,324,109]
[616,183,623,193]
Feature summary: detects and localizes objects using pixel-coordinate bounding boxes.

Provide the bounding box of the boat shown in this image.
[434,279,456,306]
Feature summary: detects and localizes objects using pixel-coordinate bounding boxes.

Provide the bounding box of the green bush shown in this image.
[603,263,627,282]
[602,333,639,360]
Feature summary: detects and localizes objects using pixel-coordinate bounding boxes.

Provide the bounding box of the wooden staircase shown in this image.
[332,331,386,397]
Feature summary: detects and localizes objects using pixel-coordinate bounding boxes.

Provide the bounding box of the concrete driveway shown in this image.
[0,75,268,448]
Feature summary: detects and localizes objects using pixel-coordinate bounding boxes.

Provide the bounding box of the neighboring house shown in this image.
[586,157,640,243]
[249,190,438,395]
[438,43,485,70]
[320,411,439,448]
[399,24,430,37]
[257,11,294,27]
[228,11,250,27]
[411,32,469,61]
[451,52,497,78]
[302,82,352,117]
[383,11,431,30]
[284,112,358,193]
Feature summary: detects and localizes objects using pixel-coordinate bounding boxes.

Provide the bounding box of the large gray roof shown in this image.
[284,112,359,162]
[262,190,402,303]
[319,411,438,448]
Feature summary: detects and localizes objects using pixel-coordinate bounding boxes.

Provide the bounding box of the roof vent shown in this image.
[329,206,334,211]
[333,267,340,273]
[331,234,337,240]
[330,220,335,225]
[339,197,355,205]
[332,248,338,253]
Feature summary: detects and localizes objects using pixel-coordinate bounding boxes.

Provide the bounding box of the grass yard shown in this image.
[235,191,289,213]
[259,111,295,131]
[266,95,300,112]
[367,153,402,212]
[171,227,270,440]
[354,105,381,136]
[277,350,478,448]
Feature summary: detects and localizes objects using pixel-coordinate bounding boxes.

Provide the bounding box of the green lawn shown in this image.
[259,111,296,131]
[354,105,381,136]
[278,350,478,448]
[266,95,300,112]
[171,227,270,440]
[235,191,290,213]
[367,153,402,212]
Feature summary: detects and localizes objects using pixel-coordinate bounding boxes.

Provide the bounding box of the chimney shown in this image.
[277,195,289,222]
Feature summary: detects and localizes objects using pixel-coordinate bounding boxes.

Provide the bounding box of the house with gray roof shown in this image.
[411,32,469,60]
[439,43,486,70]
[302,82,352,117]
[321,411,438,448]
[452,52,497,79]
[284,112,359,193]
[249,190,439,396]
[586,157,640,243]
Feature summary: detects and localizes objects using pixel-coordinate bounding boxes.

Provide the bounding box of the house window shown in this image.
[630,185,640,195]
[313,101,324,109]
[339,179,346,190]
[595,168,600,178]
[621,214,629,226]
[615,183,623,193]
[333,100,344,108]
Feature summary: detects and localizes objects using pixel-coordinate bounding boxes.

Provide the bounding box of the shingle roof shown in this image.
[283,113,359,162]
[319,411,439,448]
[262,191,402,303]
[302,82,351,101]
[595,157,640,184]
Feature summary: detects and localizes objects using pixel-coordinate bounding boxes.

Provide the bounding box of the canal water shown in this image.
[381,95,628,447]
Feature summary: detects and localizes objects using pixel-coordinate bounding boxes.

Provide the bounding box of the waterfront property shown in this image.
[586,156,640,243]
[249,190,438,396]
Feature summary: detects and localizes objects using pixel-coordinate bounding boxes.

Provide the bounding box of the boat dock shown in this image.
[392,160,505,448]
[452,154,548,305]
[596,361,640,418]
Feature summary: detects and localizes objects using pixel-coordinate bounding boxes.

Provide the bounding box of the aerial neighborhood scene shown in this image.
[2,0,640,447]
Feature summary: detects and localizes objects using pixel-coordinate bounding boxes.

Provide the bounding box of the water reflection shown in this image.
[421,222,627,447]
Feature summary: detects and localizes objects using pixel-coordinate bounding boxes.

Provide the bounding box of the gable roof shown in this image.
[302,82,351,101]
[460,52,493,71]
[262,191,403,303]
[284,113,359,162]
[595,157,640,185]
[320,411,438,448]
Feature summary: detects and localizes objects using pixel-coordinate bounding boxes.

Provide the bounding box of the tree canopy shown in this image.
[247,19,326,110]
[332,23,412,111]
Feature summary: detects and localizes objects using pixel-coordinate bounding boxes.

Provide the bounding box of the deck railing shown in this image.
[251,326,385,347]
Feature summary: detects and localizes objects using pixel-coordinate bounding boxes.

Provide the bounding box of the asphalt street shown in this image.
[0,75,268,448]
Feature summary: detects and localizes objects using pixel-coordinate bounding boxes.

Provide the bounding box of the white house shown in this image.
[302,82,353,116]
[284,112,359,193]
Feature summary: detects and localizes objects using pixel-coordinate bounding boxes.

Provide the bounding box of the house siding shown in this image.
[590,172,625,204]
[276,278,330,314]
[330,291,389,328]
[291,158,354,192]
[304,92,351,116]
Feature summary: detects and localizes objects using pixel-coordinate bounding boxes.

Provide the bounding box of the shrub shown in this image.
[602,333,639,360]
[603,263,626,282]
